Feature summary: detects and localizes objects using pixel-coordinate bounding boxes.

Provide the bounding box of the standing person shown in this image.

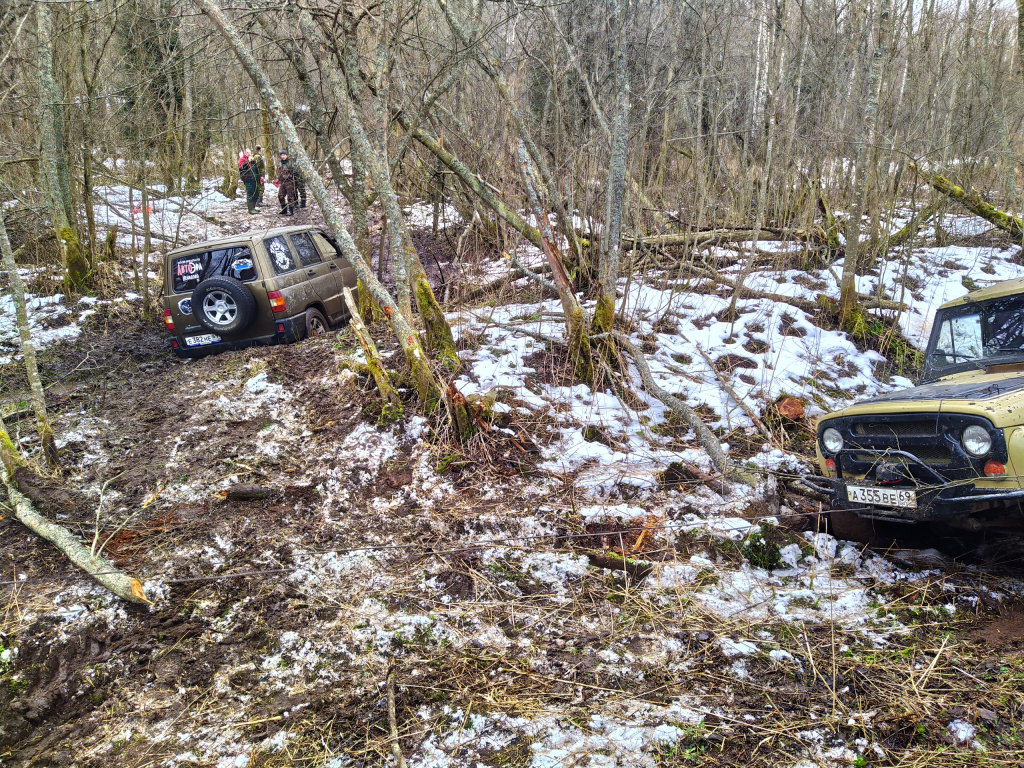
[293,160,307,209]
[252,146,266,206]
[239,149,259,215]
[276,148,297,216]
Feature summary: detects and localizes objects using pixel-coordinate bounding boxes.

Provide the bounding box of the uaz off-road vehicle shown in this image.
[160,225,358,358]
[804,278,1024,539]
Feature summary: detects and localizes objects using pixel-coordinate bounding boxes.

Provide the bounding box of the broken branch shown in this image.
[0,458,151,605]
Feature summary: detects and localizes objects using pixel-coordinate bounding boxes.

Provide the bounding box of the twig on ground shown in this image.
[387,663,409,768]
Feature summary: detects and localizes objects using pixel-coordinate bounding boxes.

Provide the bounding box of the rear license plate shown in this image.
[847,485,917,508]
[184,333,221,347]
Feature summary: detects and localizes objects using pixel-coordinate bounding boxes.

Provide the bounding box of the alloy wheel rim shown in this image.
[203,290,238,326]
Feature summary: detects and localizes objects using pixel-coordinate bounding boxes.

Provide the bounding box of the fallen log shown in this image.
[626,226,824,251]
[457,255,557,305]
[584,550,652,579]
[885,200,939,250]
[0,457,151,605]
[222,484,281,501]
[608,332,758,486]
[909,162,1023,238]
[689,265,820,314]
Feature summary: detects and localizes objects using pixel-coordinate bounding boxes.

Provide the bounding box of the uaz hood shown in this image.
[860,377,1024,404]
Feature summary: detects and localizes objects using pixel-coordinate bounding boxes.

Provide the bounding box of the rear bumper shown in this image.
[802,449,1024,522]
[170,315,306,358]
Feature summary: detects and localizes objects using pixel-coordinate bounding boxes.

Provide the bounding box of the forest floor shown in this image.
[2,186,1024,767]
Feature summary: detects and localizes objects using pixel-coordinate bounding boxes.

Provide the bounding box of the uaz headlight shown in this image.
[962,425,992,457]
[821,427,844,454]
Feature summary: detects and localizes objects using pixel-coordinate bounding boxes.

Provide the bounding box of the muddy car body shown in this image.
[160,225,358,358]
[804,278,1024,534]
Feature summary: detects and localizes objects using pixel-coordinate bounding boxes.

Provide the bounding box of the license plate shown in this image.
[846,485,917,508]
[184,333,222,347]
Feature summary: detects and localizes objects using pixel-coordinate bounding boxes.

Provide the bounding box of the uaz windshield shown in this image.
[925,295,1024,378]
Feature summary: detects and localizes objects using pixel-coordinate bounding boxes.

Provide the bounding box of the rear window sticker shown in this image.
[173,255,204,292]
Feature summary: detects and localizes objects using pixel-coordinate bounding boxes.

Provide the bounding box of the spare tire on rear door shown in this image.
[191,276,257,334]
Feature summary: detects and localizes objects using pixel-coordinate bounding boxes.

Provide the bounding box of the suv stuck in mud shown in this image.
[804,278,1024,538]
[160,225,358,357]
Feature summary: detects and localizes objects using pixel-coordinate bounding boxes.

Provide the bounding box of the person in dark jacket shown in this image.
[252,146,266,206]
[293,162,307,209]
[276,149,298,216]
[239,149,259,215]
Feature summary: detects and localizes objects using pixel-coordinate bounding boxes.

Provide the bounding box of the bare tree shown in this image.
[0,208,58,465]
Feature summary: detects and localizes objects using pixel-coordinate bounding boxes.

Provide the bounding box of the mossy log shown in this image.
[910,162,1023,238]
[412,268,460,370]
[343,287,401,411]
[815,184,842,255]
[886,200,939,250]
[217,170,237,200]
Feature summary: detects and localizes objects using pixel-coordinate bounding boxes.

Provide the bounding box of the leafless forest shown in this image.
[3,1,1024,767]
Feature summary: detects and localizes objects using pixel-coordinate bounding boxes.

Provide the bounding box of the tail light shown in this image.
[163,309,175,331]
[268,291,286,313]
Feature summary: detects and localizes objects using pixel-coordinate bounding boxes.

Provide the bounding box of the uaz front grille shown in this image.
[821,412,1006,481]
[852,420,937,438]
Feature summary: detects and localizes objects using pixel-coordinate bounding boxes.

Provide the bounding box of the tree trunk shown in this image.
[727,0,787,322]
[0,211,58,465]
[595,0,632,337]
[518,143,594,382]
[1017,0,1024,74]
[440,0,583,263]
[343,287,401,411]
[37,2,88,292]
[404,118,546,252]
[194,0,445,408]
[838,0,891,323]
[295,8,456,363]
[141,170,152,314]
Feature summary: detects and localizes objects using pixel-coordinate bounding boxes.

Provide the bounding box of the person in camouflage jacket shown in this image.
[276,149,297,216]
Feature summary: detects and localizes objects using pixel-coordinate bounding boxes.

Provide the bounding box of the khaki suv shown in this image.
[804,278,1024,538]
[160,225,358,358]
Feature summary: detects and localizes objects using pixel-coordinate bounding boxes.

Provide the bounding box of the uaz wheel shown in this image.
[191,276,257,334]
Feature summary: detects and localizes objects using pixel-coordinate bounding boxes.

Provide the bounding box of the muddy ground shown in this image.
[3,236,1024,767]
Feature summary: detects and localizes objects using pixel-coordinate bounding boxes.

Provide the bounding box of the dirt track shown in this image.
[3,257,1024,767]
